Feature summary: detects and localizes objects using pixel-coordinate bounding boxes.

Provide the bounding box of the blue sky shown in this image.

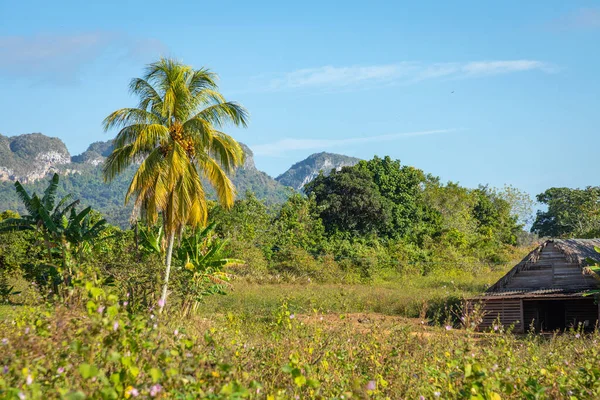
[1,1,599,199]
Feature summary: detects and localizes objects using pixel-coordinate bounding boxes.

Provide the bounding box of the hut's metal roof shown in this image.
[481,239,600,298]
[472,288,591,300]
[551,239,600,264]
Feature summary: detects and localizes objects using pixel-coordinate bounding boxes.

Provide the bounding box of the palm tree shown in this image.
[103,58,248,312]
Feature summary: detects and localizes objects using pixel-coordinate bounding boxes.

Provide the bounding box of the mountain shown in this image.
[0,133,289,227]
[0,133,73,182]
[0,134,365,226]
[275,152,361,191]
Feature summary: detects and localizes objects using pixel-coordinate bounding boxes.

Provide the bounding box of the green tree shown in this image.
[531,187,600,238]
[356,156,439,240]
[494,185,535,227]
[210,191,272,243]
[272,193,326,253]
[305,156,440,240]
[472,186,520,245]
[305,167,392,237]
[103,58,248,312]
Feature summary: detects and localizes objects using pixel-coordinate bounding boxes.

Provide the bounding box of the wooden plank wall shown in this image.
[478,299,523,332]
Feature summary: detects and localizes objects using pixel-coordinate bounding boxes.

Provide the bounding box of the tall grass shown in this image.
[200,266,510,319]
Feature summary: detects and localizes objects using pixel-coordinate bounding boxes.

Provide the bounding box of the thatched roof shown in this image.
[482,239,600,298]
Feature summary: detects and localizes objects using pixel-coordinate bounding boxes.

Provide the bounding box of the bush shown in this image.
[271,246,322,279]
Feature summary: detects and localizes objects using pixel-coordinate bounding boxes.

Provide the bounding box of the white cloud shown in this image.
[0,32,167,84]
[267,60,555,91]
[251,129,453,156]
[461,60,555,76]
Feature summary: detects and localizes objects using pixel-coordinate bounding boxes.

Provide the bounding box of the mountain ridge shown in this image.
[275,151,361,190]
[0,133,361,227]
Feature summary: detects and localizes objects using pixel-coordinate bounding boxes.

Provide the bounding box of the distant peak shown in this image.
[276,152,361,191]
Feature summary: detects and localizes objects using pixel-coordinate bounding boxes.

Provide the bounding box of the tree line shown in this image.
[0,57,596,313]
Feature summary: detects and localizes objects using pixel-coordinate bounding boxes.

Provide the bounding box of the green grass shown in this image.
[200,266,509,319]
[3,289,600,399]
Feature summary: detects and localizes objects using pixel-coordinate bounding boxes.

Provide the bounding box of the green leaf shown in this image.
[100,387,119,400]
[90,287,103,299]
[107,306,119,318]
[149,368,162,383]
[464,363,472,378]
[64,391,87,400]
[121,356,133,368]
[78,363,98,379]
[294,375,307,387]
[110,372,121,385]
[129,366,140,378]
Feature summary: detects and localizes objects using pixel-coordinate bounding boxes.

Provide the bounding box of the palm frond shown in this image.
[129,77,163,112]
[183,118,214,149]
[131,124,169,153]
[196,155,236,209]
[0,218,35,233]
[30,196,58,233]
[103,108,161,131]
[192,101,249,129]
[14,181,36,216]
[42,173,60,211]
[103,144,138,182]
[209,131,245,173]
[186,68,219,97]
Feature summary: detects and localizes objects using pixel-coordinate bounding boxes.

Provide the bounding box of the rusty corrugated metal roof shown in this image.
[479,239,600,298]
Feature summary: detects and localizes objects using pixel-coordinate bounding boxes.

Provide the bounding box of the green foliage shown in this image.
[103,58,249,311]
[271,194,326,252]
[0,174,108,297]
[0,166,136,229]
[356,156,438,239]
[300,156,523,273]
[2,278,600,398]
[174,223,244,316]
[0,274,20,304]
[472,186,520,246]
[305,167,392,237]
[305,156,441,240]
[532,186,600,238]
[137,223,163,256]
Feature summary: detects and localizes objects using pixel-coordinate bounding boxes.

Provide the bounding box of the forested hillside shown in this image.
[0,135,291,226]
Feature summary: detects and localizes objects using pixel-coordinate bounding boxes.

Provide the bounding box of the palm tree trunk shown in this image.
[159,230,176,313]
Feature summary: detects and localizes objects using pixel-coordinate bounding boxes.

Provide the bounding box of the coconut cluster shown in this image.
[159,122,196,158]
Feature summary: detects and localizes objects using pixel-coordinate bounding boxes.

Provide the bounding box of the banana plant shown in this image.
[137,223,164,256]
[0,174,107,293]
[176,223,244,316]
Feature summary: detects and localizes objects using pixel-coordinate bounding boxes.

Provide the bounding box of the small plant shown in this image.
[0,274,20,304]
[176,223,244,316]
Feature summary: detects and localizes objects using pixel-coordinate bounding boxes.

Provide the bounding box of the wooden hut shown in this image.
[470,239,600,333]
